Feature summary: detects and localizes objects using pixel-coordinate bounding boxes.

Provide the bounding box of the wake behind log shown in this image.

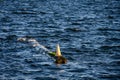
[17,37,67,64]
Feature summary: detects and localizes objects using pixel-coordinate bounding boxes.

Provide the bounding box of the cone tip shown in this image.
[56,44,62,56]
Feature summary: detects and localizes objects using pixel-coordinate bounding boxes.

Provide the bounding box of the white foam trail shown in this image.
[17,37,52,53]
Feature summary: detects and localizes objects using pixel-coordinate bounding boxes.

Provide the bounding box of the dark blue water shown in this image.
[0,0,120,80]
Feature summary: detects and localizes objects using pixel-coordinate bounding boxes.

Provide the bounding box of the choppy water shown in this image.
[0,0,120,80]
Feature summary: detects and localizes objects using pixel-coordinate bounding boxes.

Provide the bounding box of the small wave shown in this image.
[34,77,57,80]
[100,45,120,50]
[107,38,120,42]
[12,11,37,14]
[97,28,120,32]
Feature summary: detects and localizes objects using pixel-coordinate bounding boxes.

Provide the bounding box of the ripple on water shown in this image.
[110,54,120,59]
[34,77,57,80]
[97,28,120,32]
[98,73,120,80]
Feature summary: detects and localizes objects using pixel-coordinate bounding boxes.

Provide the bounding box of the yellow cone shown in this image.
[56,44,62,56]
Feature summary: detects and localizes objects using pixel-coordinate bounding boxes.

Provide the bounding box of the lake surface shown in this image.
[0,0,120,80]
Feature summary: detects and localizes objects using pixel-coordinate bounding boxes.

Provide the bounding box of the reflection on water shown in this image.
[0,0,120,80]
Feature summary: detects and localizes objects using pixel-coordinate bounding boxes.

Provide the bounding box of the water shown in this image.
[0,0,120,80]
